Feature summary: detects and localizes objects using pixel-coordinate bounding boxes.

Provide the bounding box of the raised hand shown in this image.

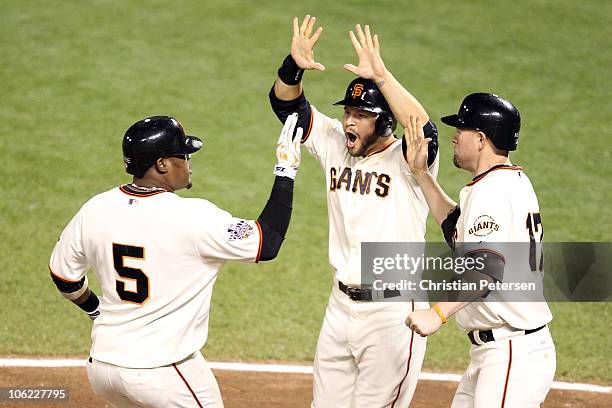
[291,15,325,71]
[404,115,432,175]
[343,24,386,83]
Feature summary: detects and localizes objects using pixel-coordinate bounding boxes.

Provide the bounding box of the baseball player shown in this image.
[270,16,439,407]
[404,94,556,407]
[49,114,302,408]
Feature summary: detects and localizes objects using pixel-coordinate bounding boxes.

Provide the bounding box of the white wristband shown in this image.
[273,164,297,179]
[87,307,100,320]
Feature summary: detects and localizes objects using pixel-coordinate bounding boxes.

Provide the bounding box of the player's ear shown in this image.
[155,158,169,174]
[477,131,487,151]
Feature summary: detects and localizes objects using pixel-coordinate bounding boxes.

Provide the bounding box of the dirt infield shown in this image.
[1,367,610,407]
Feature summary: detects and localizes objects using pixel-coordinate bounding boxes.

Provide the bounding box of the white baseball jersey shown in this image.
[303,106,439,286]
[453,165,552,331]
[49,185,261,368]
[305,105,436,407]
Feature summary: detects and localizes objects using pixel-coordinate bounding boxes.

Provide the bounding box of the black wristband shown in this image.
[278,54,304,85]
[77,290,100,314]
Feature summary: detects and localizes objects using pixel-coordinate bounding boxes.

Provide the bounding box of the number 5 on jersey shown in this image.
[112,243,149,304]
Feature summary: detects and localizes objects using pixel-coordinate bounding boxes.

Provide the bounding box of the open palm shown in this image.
[291,15,325,71]
[343,24,386,82]
[404,115,431,174]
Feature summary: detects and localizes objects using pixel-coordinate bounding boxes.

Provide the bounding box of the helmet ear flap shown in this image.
[375,112,396,136]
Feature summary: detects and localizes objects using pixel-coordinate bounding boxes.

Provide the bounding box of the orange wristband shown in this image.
[433,304,447,324]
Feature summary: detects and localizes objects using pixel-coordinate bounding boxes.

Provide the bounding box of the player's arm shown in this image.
[406,251,505,337]
[198,115,302,263]
[343,24,438,165]
[256,176,293,261]
[49,272,101,320]
[270,15,324,138]
[256,113,303,261]
[49,209,101,320]
[344,25,427,125]
[274,15,324,101]
[404,115,456,226]
[406,185,512,337]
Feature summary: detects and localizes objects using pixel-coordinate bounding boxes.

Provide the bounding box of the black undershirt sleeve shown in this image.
[77,290,101,314]
[441,205,461,249]
[446,251,506,301]
[50,273,100,317]
[257,176,294,261]
[269,87,313,141]
[51,273,85,293]
[465,250,505,283]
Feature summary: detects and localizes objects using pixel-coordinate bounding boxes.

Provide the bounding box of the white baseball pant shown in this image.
[86,351,223,408]
[312,282,427,407]
[451,326,556,408]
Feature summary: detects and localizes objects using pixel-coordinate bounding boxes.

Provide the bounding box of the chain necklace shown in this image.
[129,183,167,192]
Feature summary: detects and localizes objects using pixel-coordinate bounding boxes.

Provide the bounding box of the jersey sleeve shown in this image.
[194,203,262,263]
[301,105,344,167]
[49,206,89,282]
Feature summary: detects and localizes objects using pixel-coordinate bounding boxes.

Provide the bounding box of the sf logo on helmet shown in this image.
[352,83,364,98]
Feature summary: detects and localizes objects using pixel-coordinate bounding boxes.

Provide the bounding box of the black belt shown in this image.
[338,281,401,301]
[468,325,546,346]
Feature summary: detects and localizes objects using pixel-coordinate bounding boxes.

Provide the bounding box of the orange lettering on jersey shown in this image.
[352,83,364,98]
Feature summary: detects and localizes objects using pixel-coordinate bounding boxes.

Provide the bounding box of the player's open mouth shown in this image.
[345,131,358,149]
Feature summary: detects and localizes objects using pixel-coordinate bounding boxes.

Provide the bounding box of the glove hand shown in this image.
[274,112,302,179]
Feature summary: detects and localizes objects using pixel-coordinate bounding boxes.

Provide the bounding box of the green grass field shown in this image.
[1,0,610,384]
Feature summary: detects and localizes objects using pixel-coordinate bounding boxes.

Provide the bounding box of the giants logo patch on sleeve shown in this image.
[468,215,500,236]
[227,220,254,241]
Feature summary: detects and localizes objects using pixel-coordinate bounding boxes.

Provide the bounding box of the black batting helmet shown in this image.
[122,116,203,177]
[441,93,521,151]
[333,77,397,137]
